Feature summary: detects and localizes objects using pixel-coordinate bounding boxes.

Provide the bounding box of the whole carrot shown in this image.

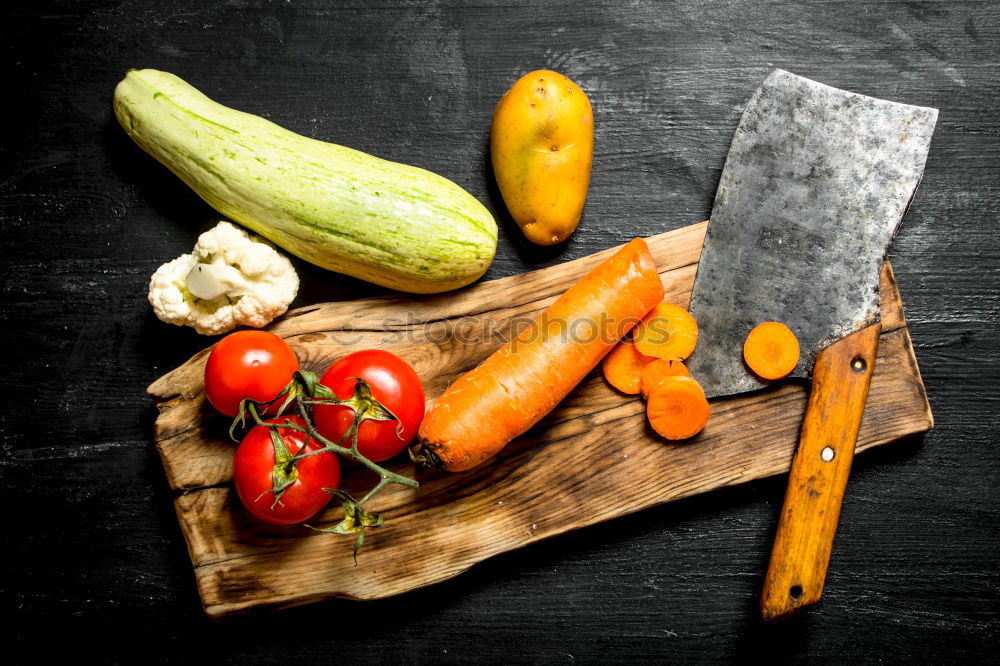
[411,238,664,472]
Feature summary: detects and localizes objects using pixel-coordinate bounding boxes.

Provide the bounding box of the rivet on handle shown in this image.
[851,357,867,374]
[821,446,835,462]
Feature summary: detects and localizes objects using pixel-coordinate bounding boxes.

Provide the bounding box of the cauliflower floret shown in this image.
[148,221,299,335]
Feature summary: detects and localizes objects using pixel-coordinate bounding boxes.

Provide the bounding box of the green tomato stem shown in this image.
[237,373,419,524]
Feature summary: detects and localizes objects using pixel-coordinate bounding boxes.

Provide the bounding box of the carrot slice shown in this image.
[633,302,698,360]
[413,238,664,472]
[640,358,690,399]
[602,341,655,394]
[646,375,710,440]
[743,321,800,380]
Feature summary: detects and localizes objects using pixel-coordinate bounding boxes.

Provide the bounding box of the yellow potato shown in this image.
[490,70,593,246]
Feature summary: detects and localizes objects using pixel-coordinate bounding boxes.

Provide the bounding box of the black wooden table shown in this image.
[4,1,998,662]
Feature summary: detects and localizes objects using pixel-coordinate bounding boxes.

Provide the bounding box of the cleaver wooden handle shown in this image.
[760,323,881,622]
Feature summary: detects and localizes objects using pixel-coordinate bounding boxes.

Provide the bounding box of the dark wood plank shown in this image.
[4,0,997,662]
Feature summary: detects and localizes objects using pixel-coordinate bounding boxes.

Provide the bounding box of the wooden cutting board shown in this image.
[148,220,932,620]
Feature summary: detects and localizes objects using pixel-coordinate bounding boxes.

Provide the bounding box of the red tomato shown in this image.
[204,330,299,417]
[313,350,425,462]
[232,415,341,525]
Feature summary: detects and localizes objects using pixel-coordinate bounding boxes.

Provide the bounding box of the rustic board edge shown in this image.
[194,404,932,621]
[176,324,930,620]
[143,221,933,619]
[145,222,710,402]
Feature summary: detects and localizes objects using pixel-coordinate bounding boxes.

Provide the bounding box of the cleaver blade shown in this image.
[686,69,937,399]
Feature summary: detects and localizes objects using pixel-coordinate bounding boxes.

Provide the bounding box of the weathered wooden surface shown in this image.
[149,223,930,618]
[5,0,998,662]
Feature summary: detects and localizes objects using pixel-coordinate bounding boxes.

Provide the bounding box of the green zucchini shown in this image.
[114,69,497,294]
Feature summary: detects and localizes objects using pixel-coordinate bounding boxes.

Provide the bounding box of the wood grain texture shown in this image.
[760,324,881,621]
[148,223,930,618]
[5,0,998,662]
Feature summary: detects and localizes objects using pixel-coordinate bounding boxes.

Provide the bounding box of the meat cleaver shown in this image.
[686,70,937,621]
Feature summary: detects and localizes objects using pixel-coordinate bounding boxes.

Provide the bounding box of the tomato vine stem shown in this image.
[231,370,419,557]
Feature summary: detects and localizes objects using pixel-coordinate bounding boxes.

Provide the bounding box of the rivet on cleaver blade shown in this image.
[686,69,938,399]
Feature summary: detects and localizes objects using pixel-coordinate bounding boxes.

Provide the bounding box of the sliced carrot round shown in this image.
[633,302,698,360]
[743,321,800,380]
[646,375,710,440]
[602,341,654,395]
[640,358,690,399]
